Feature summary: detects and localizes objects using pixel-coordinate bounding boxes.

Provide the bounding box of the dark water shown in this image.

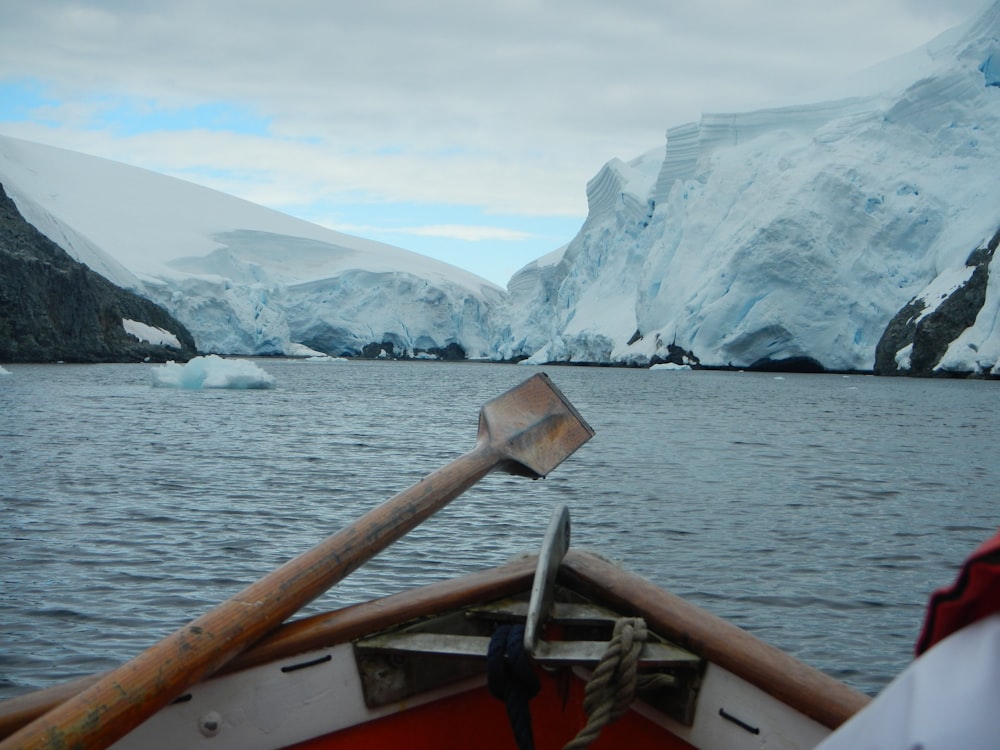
[1,360,998,700]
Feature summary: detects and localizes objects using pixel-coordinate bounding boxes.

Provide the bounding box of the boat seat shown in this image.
[357,599,699,668]
[353,506,704,725]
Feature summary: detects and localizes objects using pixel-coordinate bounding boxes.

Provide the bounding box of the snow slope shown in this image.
[7,2,1000,373]
[0,135,504,358]
[502,1,1000,375]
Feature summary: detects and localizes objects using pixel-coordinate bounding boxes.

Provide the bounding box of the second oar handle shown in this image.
[1,372,594,750]
[0,446,499,750]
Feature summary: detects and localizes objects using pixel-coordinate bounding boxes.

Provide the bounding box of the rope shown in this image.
[487,624,540,750]
[563,617,654,750]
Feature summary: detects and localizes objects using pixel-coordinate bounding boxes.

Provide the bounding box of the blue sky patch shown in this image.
[0,78,271,137]
[83,96,273,137]
[0,79,60,123]
[288,200,582,285]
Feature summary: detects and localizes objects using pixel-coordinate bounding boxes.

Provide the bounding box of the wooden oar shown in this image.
[0,372,594,750]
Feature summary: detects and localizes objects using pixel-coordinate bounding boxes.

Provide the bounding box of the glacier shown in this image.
[5,2,1000,375]
[0,135,505,360]
[501,1,1000,375]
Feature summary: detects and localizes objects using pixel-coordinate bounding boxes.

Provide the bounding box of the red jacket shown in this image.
[916,528,1000,655]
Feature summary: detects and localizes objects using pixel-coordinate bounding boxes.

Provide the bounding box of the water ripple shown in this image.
[2,363,999,701]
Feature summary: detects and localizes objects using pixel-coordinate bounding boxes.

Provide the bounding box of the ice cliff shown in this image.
[502,1,1000,376]
[0,136,504,360]
[6,2,1000,374]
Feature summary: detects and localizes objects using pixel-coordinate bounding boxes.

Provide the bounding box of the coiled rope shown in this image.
[563,616,673,750]
[488,617,674,750]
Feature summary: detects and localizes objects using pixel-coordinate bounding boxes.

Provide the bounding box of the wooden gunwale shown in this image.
[0,556,538,740]
[0,373,595,750]
[558,550,870,730]
[0,550,869,741]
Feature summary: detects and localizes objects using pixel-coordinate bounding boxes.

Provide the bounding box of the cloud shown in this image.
[0,0,988,283]
[345,223,537,242]
[3,3,982,153]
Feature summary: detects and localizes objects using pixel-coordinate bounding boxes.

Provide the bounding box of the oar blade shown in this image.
[478,373,595,478]
[0,373,594,750]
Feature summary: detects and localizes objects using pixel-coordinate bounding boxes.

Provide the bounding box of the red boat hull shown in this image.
[288,673,696,750]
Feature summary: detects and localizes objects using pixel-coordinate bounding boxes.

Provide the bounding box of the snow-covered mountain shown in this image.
[6,1,1000,374]
[0,135,505,359]
[500,1,1000,376]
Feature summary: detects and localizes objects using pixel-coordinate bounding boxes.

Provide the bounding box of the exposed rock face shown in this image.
[875,228,1000,376]
[0,183,197,363]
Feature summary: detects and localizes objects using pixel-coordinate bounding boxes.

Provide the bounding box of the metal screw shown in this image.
[198,710,222,738]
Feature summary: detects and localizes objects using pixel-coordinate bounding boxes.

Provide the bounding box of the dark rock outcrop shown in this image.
[875,228,999,377]
[358,340,467,360]
[748,356,826,374]
[0,183,198,363]
[649,342,700,369]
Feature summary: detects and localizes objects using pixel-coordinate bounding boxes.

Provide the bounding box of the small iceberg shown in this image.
[151,355,276,389]
[302,355,348,364]
[0,365,11,376]
[650,362,692,371]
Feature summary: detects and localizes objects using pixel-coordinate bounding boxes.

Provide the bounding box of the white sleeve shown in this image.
[815,612,1000,750]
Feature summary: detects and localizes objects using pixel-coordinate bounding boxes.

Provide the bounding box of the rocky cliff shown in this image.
[498,3,1000,377]
[875,228,1000,376]
[0,182,197,363]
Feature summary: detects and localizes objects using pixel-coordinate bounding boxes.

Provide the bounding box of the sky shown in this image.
[0,1,990,287]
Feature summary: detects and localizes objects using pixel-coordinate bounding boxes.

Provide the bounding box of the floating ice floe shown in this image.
[0,365,11,376]
[151,355,276,389]
[302,355,348,364]
[650,363,692,371]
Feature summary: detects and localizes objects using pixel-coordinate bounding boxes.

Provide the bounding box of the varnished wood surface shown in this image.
[0,374,593,750]
[0,556,539,741]
[559,550,870,729]
[0,551,869,740]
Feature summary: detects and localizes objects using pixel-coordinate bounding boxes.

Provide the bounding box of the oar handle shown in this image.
[1,446,500,750]
[1,373,593,750]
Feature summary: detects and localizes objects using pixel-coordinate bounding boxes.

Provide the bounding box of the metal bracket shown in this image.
[524,504,570,656]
